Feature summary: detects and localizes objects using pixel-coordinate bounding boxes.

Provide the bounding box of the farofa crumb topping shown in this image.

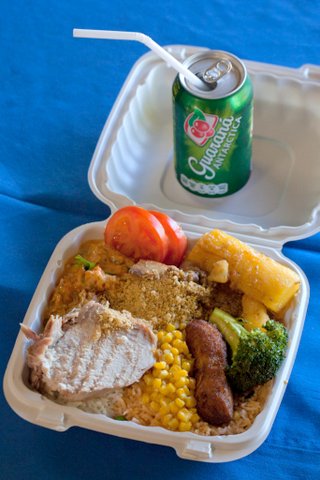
[98,308,137,334]
[105,267,211,329]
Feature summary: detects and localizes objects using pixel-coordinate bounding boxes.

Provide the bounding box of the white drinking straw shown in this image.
[73,29,204,88]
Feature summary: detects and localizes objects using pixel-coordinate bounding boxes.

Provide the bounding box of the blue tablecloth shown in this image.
[1,1,319,478]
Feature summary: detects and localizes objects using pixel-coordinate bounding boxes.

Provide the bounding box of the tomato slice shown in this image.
[149,211,187,266]
[104,206,169,262]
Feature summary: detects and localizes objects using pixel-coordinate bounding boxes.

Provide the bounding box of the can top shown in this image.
[180,50,247,99]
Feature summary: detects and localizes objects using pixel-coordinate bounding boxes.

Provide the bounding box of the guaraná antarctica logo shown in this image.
[184,107,218,146]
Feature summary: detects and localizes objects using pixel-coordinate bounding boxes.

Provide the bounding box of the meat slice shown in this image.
[21,301,157,401]
[129,260,171,278]
[129,260,201,283]
[186,320,233,426]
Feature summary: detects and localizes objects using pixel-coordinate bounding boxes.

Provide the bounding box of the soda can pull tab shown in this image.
[202,59,232,84]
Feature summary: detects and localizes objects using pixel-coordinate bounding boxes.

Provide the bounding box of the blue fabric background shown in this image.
[1,0,319,478]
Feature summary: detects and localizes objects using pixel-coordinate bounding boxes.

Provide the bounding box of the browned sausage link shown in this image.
[186,319,233,426]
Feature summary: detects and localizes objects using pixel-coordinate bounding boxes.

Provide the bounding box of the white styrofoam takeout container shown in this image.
[4,45,320,462]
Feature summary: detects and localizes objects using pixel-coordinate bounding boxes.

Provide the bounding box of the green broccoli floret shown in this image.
[210,307,288,393]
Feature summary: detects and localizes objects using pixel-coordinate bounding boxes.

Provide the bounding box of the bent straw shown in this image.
[73,29,204,88]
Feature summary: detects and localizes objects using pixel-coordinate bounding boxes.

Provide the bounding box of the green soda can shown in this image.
[172,51,253,197]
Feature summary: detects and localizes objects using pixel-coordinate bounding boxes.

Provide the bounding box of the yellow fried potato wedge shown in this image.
[241,295,269,330]
[187,229,300,313]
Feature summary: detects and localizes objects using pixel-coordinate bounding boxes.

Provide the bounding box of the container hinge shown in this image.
[35,407,67,432]
[300,64,320,82]
[178,440,213,460]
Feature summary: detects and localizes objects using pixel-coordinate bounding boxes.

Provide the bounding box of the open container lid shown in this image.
[88,45,320,248]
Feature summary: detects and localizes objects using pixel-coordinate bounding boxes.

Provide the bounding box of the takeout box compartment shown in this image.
[3,221,309,463]
[4,46,320,462]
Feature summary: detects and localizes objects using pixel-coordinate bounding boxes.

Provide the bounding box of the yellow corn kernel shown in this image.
[185,396,197,408]
[181,360,192,372]
[167,418,179,430]
[174,397,185,408]
[185,356,193,365]
[162,413,173,426]
[183,345,189,355]
[165,383,176,395]
[159,397,170,407]
[163,352,174,364]
[179,421,192,432]
[157,331,165,342]
[173,356,182,366]
[175,377,187,388]
[176,387,187,399]
[170,364,180,373]
[179,322,187,330]
[173,330,183,339]
[170,347,179,356]
[154,361,167,370]
[166,373,174,383]
[143,374,153,386]
[150,391,160,401]
[162,347,171,354]
[166,323,176,332]
[173,369,188,380]
[177,393,188,402]
[152,368,161,377]
[169,402,179,414]
[150,401,159,412]
[177,408,192,423]
[177,339,189,352]
[159,404,170,416]
[155,351,162,362]
[190,413,200,424]
[161,342,172,351]
[182,385,191,395]
[163,333,173,343]
[172,338,185,350]
[159,385,168,395]
[157,369,169,379]
[141,393,150,404]
[152,378,162,389]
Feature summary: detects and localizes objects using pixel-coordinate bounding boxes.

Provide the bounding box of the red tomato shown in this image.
[104,206,169,262]
[149,211,187,266]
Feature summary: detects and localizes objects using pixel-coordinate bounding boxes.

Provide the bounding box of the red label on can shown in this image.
[184,107,218,146]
